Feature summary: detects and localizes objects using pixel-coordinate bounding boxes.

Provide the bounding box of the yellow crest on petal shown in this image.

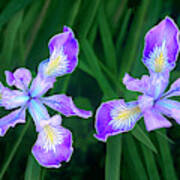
[114,106,141,121]
[43,125,63,152]
[45,56,62,75]
[110,104,141,130]
[45,48,67,76]
[155,52,165,72]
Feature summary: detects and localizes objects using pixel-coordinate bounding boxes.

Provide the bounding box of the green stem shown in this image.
[0,119,31,179]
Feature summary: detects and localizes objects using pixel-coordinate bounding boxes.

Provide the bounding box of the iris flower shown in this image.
[0,26,92,168]
[95,17,180,142]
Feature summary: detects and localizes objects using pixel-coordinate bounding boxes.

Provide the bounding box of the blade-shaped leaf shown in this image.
[25,154,42,180]
[131,125,157,153]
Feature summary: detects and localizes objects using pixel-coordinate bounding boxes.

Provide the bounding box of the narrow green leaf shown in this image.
[0,0,34,28]
[105,0,121,20]
[131,125,157,153]
[25,155,41,180]
[1,10,23,68]
[88,22,98,45]
[98,4,117,74]
[156,130,174,144]
[118,0,150,80]
[0,119,31,179]
[77,0,101,38]
[21,0,42,38]
[80,39,117,98]
[106,135,122,180]
[156,129,177,180]
[125,134,148,180]
[78,59,94,77]
[112,0,128,30]
[141,144,160,180]
[116,9,132,52]
[66,0,82,26]
[24,0,51,60]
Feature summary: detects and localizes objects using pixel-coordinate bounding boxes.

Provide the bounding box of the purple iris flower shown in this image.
[95,17,180,142]
[0,26,92,168]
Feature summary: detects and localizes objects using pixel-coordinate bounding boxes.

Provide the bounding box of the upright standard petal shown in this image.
[0,108,26,136]
[95,100,142,142]
[143,108,171,131]
[155,99,180,124]
[28,99,50,131]
[143,17,179,73]
[38,26,79,78]
[32,115,73,168]
[1,88,29,109]
[30,73,56,97]
[5,68,32,91]
[148,71,169,99]
[123,73,150,93]
[42,94,92,118]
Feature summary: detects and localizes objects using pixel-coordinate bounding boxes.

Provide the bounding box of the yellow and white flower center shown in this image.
[45,48,68,76]
[154,52,165,72]
[110,104,141,130]
[148,41,168,73]
[42,125,63,152]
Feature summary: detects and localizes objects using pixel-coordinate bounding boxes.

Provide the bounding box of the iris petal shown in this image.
[42,94,92,118]
[39,26,79,78]
[5,68,32,91]
[94,100,142,142]
[28,99,50,131]
[163,78,180,98]
[123,73,150,93]
[30,73,56,97]
[1,88,28,110]
[148,71,169,99]
[32,117,73,168]
[155,99,180,124]
[143,108,171,131]
[0,108,26,136]
[143,17,179,73]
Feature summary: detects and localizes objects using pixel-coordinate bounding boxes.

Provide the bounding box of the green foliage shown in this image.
[0,0,179,179]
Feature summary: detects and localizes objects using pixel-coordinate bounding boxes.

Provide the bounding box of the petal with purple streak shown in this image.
[155,99,180,124]
[94,100,142,142]
[143,108,171,131]
[1,88,29,110]
[38,26,79,78]
[42,94,92,118]
[30,73,56,97]
[143,17,179,73]
[123,73,150,93]
[32,119,73,168]
[0,108,26,136]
